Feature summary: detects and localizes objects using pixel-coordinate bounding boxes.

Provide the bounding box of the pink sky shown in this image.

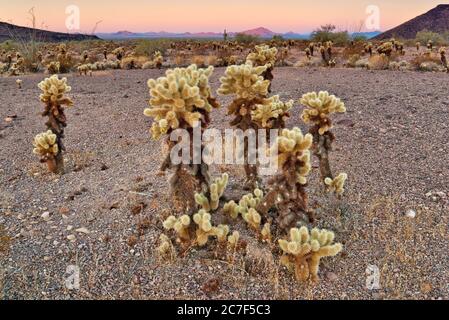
[0,0,447,33]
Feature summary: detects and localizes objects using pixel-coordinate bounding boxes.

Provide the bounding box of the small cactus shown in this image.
[36,75,74,174]
[299,91,348,194]
[279,226,343,282]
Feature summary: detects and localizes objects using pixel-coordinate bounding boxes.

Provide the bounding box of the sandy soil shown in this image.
[0,67,448,300]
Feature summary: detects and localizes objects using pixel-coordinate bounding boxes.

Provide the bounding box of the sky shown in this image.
[0,0,447,34]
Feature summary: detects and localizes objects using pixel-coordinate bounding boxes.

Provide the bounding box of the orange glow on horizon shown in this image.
[0,0,447,34]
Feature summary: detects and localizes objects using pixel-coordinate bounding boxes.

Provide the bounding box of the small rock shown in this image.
[59,207,70,215]
[405,209,416,218]
[67,225,73,231]
[326,272,338,282]
[67,234,76,241]
[41,211,51,221]
[75,227,90,234]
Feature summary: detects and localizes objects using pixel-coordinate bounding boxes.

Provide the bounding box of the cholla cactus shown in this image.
[257,128,314,229]
[440,47,447,70]
[37,75,74,173]
[193,210,229,246]
[195,173,229,211]
[218,62,270,188]
[246,45,278,92]
[227,231,240,249]
[416,42,421,51]
[308,42,315,56]
[153,51,163,69]
[251,95,293,129]
[56,44,73,73]
[299,91,347,193]
[427,40,433,50]
[377,42,393,56]
[365,42,373,56]
[32,130,59,173]
[16,79,22,89]
[324,173,348,195]
[112,47,125,60]
[77,64,90,76]
[46,61,60,74]
[246,45,277,68]
[163,215,192,241]
[144,65,220,211]
[157,234,175,260]
[223,200,239,219]
[300,91,346,135]
[261,223,272,243]
[218,62,269,99]
[279,226,343,282]
[305,48,311,60]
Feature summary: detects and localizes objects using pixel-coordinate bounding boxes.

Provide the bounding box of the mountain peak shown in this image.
[240,27,277,36]
[375,4,449,39]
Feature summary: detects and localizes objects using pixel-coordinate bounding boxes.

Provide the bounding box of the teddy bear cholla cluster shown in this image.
[279,226,343,282]
[144,65,218,139]
[300,91,346,135]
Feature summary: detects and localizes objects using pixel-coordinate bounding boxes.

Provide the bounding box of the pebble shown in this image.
[326,272,338,282]
[405,209,416,218]
[67,234,76,241]
[75,227,90,234]
[67,225,73,231]
[41,211,51,221]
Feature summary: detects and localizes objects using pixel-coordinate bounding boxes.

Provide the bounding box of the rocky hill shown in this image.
[0,22,99,42]
[374,4,449,40]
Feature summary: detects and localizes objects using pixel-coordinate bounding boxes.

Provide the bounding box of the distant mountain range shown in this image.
[97,27,380,40]
[374,4,449,40]
[0,21,99,42]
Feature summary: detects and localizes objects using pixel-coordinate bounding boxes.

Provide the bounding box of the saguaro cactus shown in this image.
[299,91,347,195]
[144,64,220,211]
[37,75,74,173]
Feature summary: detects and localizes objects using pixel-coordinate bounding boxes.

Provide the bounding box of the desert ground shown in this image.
[0,66,448,300]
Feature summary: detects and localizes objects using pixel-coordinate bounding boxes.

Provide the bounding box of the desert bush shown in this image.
[368,54,390,70]
[144,65,220,211]
[419,61,446,72]
[34,75,74,173]
[120,55,149,69]
[311,24,349,46]
[206,55,218,66]
[134,39,172,56]
[55,44,74,73]
[347,54,361,68]
[234,33,260,44]
[410,53,442,71]
[416,30,446,47]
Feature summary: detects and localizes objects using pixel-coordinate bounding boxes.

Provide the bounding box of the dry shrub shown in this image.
[410,54,442,71]
[173,55,185,66]
[346,54,361,68]
[206,55,218,66]
[191,55,206,67]
[120,56,149,69]
[368,54,389,70]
